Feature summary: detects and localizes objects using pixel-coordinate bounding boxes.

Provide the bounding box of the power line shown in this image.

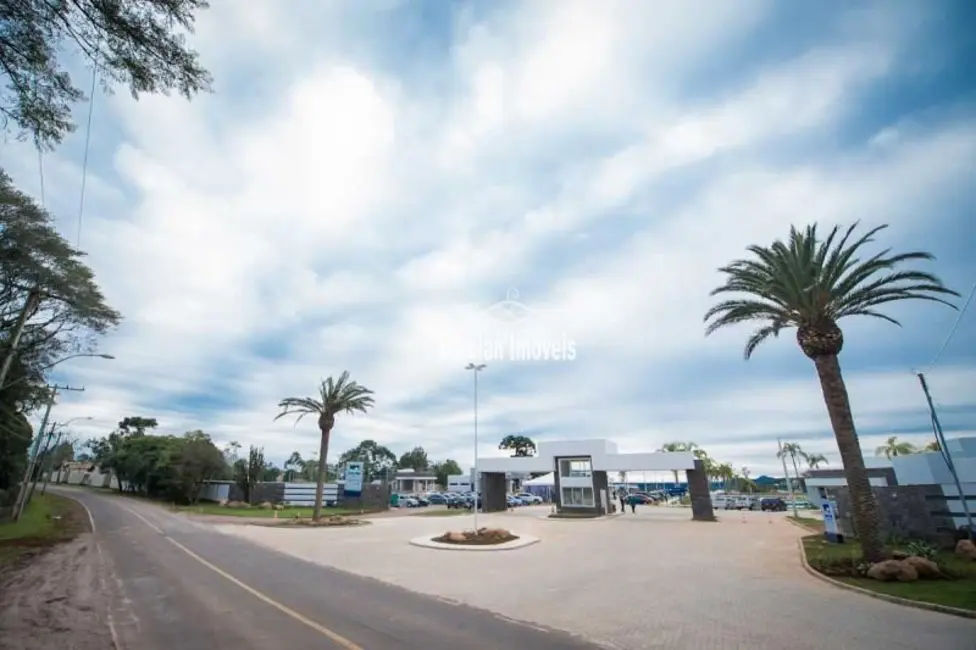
[76,65,98,248]
[929,279,976,369]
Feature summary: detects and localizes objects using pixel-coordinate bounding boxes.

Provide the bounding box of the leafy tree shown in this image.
[397,446,429,472]
[338,440,396,483]
[923,440,940,452]
[260,464,281,482]
[704,222,958,563]
[0,404,31,493]
[498,434,536,457]
[0,0,213,148]
[274,371,375,521]
[117,416,158,436]
[430,459,462,488]
[875,436,917,459]
[0,171,120,401]
[170,430,224,504]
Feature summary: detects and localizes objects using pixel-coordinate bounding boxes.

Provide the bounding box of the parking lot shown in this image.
[212,505,973,650]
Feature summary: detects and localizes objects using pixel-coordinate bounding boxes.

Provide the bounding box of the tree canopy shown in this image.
[0,0,213,147]
[397,446,429,472]
[499,434,536,457]
[338,439,395,482]
[430,459,462,488]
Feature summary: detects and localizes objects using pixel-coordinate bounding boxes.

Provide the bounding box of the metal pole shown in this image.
[0,289,41,389]
[473,367,479,531]
[918,372,974,538]
[778,438,798,518]
[13,387,57,521]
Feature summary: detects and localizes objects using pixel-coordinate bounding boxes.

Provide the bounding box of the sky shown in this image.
[1,0,974,479]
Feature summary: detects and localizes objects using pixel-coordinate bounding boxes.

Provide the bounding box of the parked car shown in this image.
[712,494,735,510]
[426,493,448,505]
[735,495,756,510]
[414,495,430,507]
[515,493,543,505]
[399,496,420,508]
[760,497,787,512]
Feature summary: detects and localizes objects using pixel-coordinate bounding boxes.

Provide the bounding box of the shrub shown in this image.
[905,539,938,561]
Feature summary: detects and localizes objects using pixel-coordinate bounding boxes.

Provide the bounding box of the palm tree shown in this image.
[704,222,958,562]
[778,442,806,492]
[658,441,698,484]
[923,440,940,452]
[274,371,375,521]
[875,436,917,459]
[806,453,828,469]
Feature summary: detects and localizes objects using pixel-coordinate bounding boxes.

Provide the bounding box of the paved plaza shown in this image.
[213,506,975,650]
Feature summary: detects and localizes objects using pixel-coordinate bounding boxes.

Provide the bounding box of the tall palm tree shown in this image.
[875,436,917,459]
[658,441,699,484]
[704,223,958,562]
[778,442,807,492]
[274,371,375,521]
[806,453,829,469]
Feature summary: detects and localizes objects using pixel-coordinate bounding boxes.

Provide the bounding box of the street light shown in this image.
[465,362,486,531]
[0,353,115,391]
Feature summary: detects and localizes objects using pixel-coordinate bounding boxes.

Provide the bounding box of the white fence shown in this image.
[283,482,339,506]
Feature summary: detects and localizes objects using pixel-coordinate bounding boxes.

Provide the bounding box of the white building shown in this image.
[806,436,976,529]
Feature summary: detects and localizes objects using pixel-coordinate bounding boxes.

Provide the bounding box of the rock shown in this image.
[223,500,238,508]
[955,539,976,561]
[445,531,466,542]
[258,501,273,510]
[866,559,918,582]
[903,555,941,579]
[273,504,284,511]
[890,550,909,560]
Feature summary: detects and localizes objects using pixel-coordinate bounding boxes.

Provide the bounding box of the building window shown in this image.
[561,486,594,507]
[558,458,592,479]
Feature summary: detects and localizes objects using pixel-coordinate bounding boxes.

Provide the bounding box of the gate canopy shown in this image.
[477,439,696,474]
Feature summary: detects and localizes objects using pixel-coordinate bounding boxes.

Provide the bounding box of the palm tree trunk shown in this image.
[813,354,886,563]
[312,426,332,522]
[790,454,801,497]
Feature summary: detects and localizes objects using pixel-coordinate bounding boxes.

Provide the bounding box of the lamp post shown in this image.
[465,362,486,531]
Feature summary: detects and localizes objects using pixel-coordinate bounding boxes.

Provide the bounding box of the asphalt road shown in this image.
[60,488,604,650]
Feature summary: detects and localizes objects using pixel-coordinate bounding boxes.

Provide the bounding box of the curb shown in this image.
[409,534,540,552]
[795,537,976,619]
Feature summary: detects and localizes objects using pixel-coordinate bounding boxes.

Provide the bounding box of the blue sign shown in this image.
[822,500,842,543]
[344,462,364,496]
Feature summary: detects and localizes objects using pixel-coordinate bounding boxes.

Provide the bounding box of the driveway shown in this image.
[215,506,976,650]
[41,489,605,650]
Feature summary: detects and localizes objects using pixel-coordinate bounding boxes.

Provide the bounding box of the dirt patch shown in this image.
[0,496,115,650]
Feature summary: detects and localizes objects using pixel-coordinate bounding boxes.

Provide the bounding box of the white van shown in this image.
[713,494,734,510]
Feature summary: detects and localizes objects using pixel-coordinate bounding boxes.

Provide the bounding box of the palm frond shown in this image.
[704,221,960,357]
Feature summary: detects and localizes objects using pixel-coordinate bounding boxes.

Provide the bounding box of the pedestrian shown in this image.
[619,492,626,513]
[629,495,637,514]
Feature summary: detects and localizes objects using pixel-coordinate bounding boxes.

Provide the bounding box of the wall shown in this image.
[824,485,957,546]
[892,445,976,529]
[197,482,232,502]
[341,483,390,511]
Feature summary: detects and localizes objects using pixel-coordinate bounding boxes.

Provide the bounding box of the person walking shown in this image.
[619,491,626,514]
[628,494,637,514]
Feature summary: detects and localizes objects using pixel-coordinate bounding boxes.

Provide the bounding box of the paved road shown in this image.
[60,489,604,650]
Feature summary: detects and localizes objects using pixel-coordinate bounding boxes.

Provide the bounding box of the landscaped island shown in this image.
[433,528,518,546]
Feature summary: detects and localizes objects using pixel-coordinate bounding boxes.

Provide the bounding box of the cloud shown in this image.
[2,1,972,478]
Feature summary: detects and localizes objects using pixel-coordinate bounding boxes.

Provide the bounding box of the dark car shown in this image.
[760,497,787,512]
[426,493,448,505]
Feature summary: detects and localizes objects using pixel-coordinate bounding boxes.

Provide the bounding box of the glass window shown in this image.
[558,457,592,478]
[561,487,595,507]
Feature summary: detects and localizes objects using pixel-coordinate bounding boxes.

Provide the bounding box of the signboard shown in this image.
[822,499,843,543]
[344,462,364,496]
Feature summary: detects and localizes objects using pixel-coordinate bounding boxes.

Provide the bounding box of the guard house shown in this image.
[476,438,714,521]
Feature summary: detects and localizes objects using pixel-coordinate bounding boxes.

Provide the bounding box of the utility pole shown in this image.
[917,372,974,539]
[39,427,65,495]
[12,384,84,520]
[0,288,41,389]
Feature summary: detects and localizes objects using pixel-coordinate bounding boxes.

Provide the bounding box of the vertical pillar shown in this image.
[686,459,716,521]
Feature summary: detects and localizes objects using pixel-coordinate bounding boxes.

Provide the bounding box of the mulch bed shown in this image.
[432,530,519,546]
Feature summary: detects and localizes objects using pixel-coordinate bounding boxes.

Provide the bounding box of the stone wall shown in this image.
[824,484,955,547]
[339,483,390,511]
[250,482,281,504]
[687,459,716,522]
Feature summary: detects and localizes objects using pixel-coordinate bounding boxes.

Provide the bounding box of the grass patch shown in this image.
[802,534,976,612]
[173,503,371,518]
[0,494,89,566]
[788,515,824,532]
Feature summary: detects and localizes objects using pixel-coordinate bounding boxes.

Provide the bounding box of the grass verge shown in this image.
[0,494,89,566]
[787,515,824,532]
[801,534,976,612]
[172,503,373,518]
